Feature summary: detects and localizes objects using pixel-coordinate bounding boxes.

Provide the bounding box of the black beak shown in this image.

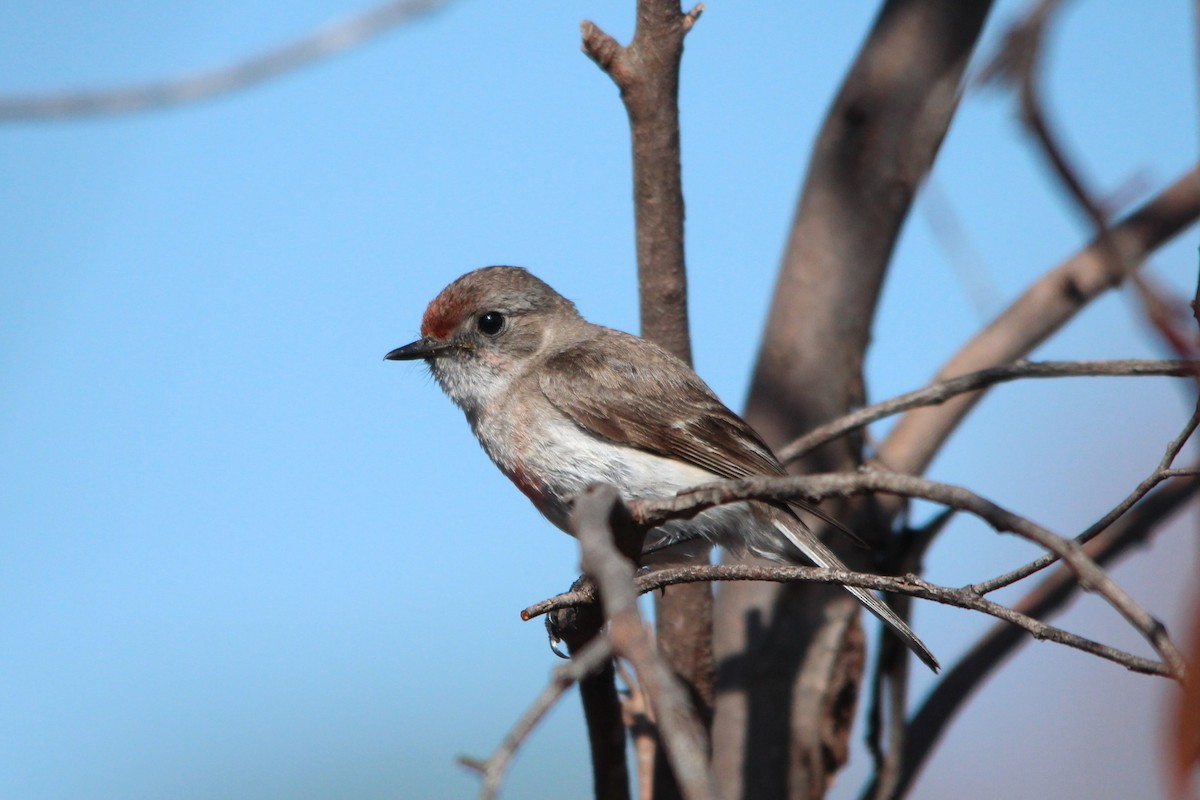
[384,338,452,361]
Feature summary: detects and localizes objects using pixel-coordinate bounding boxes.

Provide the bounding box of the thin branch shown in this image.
[625,471,1185,679]
[865,469,1200,800]
[778,359,1199,464]
[615,661,658,800]
[971,399,1200,594]
[581,0,702,362]
[571,485,718,800]
[919,176,1002,319]
[545,574,631,800]
[1132,273,1200,365]
[865,640,911,800]
[0,0,448,121]
[865,509,951,800]
[459,636,616,800]
[523,563,1171,677]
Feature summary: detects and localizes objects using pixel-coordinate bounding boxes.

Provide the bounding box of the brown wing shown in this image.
[538,328,869,549]
[537,328,786,480]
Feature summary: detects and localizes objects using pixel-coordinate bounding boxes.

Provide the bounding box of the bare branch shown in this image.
[581,0,701,362]
[0,0,448,121]
[572,485,718,800]
[545,574,631,800]
[745,0,995,451]
[523,564,1172,677]
[867,470,1200,800]
[971,400,1200,594]
[778,359,1199,464]
[578,657,634,800]
[459,636,616,800]
[627,471,1186,679]
[865,510,950,800]
[1132,273,1200,364]
[727,4,997,791]
[881,165,1200,476]
[615,661,659,800]
[582,6,712,779]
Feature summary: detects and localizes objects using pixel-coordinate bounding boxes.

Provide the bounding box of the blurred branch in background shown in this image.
[882,0,1200,480]
[879,164,1200,476]
[919,177,1002,320]
[1170,586,1200,800]
[0,0,448,121]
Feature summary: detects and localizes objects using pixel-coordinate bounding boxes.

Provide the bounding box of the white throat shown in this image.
[429,353,512,420]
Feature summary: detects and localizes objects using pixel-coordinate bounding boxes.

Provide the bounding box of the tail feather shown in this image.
[772,518,940,673]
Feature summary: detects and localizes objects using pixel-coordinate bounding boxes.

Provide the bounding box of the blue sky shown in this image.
[1,2,1197,798]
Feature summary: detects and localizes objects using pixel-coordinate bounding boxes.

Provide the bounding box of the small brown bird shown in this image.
[387,266,938,671]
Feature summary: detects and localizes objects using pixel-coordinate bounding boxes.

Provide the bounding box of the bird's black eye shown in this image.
[477,311,505,336]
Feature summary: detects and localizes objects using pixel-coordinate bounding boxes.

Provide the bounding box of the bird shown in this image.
[386,265,938,671]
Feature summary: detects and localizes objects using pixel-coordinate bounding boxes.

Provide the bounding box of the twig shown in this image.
[524,563,1171,677]
[572,485,718,800]
[865,509,951,800]
[971,399,1200,594]
[614,661,658,800]
[862,469,1200,800]
[0,0,448,121]
[778,359,1198,463]
[623,471,1185,679]
[459,636,616,800]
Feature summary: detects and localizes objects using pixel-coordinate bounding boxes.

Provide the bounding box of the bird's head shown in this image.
[386,266,581,413]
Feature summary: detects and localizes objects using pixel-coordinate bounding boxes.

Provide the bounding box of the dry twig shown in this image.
[571,485,718,800]
[864,469,1200,799]
[971,399,1200,594]
[525,562,1171,678]
[646,472,1185,677]
[779,359,1198,463]
[581,0,702,361]
[458,637,615,800]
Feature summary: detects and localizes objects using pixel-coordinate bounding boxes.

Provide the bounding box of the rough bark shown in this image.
[582,5,711,796]
[713,2,994,797]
